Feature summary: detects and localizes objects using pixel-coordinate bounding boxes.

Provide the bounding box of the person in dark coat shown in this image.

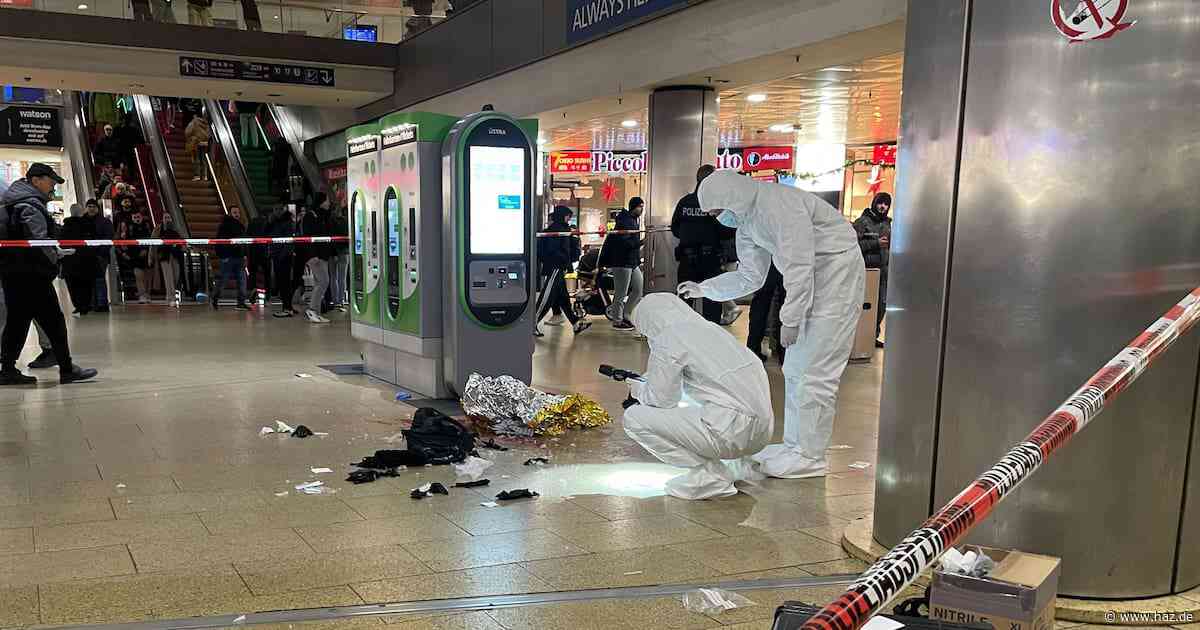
[599,197,644,330]
[671,165,722,323]
[269,206,299,318]
[853,191,892,347]
[84,199,114,312]
[534,206,590,337]
[59,208,99,317]
[212,206,249,310]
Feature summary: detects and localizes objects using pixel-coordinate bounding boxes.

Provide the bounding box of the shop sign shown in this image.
[0,105,61,147]
[1051,0,1134,42]
[180,56,335,87]
[716,147,744,171]
[566,0,689,45]
[549,151,592,174]
[322,164,347,181]
[592,150,645,174]
[872,144,897,166]
[743,147,793,172]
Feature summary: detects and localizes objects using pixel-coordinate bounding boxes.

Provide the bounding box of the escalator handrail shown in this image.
[265,104,324,195]
[131,94,189,238]
[204,99,258,219]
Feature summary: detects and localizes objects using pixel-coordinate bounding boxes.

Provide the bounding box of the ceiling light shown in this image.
[769,124,795,133]
[273,14,279,19]
[620,119,638,128]
[747,93,768,103]
[77,3,88,8]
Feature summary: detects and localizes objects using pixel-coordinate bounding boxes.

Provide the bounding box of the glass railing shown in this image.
[4,0,462,44]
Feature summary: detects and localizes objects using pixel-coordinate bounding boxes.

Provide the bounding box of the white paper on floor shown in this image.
[681,588,756,615]
[848,461,872,470]
[862,616,906,630]
[311,467,333,474]
[259,426,276,436]
[414,483,432,493]
[453,456,494,482]
[295,481,325,495]
[295,373,312,378]
[828,444,854,450]
[274,491,289,497]
[480,501,499,508]
[275,420,295,433]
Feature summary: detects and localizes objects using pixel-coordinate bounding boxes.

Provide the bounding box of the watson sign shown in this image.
[567,0,689,45]
[0,105,61,147]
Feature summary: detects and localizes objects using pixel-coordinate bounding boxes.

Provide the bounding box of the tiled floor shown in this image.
[0,300,886,629]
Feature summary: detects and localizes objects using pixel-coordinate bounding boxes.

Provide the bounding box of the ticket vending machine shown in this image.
[365,112,459,396]
[347,124,382,343]
[441,111,538,395]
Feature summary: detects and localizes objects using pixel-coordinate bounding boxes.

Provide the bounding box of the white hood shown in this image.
[697,170,760,221]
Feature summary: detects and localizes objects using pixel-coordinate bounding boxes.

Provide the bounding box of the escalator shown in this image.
[162,116,226,237]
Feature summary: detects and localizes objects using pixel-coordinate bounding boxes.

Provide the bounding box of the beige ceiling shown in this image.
[542,52,903,152]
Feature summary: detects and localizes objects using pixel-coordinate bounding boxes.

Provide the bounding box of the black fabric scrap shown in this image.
[496,489,539,501]
[480,438,509,451]
[411,482,449,499]
[292,425,314,438]
[524,457,550,466]
[454,479,490,488]
[346,468,402,484]
[354,449,429,469]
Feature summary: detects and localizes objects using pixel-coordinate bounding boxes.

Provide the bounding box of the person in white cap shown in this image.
[678,170,863,478]
[623,293,774,499]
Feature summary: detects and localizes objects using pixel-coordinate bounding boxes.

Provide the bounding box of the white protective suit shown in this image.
[693,171,865,478]
[624,293,775,500]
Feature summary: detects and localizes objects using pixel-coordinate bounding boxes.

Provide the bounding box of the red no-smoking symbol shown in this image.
[1051,0,1135,42]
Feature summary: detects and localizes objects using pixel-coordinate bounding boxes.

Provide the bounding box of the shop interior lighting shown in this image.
[747,93,768,103]
[769,124,795,133]
[77,3,88,8]
[620,120,639,128]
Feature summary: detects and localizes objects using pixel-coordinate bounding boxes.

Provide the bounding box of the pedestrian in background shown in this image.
[328,205,349,310]
[212,206,250,311]
[59,205,99,317]
[152,212,184,308]
[84,199,114,312]
[269,205,298,318]
[600,196,645,330]
[300,193,333,324]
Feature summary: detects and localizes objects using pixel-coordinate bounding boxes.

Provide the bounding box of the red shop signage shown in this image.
[742,146,794,172]
[322,164,347,181]
[872,144,897,166]
[549,151,593,174]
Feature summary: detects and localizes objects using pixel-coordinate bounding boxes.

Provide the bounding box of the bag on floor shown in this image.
[402,408,475,465]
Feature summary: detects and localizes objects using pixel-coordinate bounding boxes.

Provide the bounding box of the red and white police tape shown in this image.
[0,228,670,248]
[801,286,1200,630]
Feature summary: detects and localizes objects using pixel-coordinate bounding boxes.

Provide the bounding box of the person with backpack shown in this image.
[534,206,590,337]
[0,164,98,385]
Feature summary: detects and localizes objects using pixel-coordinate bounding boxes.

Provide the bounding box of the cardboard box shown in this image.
[930,546,1061,630]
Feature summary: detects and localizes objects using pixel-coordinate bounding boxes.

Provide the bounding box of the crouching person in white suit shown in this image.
[623,293,775,500]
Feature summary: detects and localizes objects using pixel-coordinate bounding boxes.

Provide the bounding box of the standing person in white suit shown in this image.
[678,171,864,479]
[623,293,775,499]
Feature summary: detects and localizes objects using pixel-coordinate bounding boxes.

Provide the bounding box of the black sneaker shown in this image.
[94,305,110,313]
[573,321,592,334]
[60,365,98,384]
[235,303,251,311]
[27,351,57,369]
[211,298,219,310]
[0,369,36,386]
[612,320,634,330]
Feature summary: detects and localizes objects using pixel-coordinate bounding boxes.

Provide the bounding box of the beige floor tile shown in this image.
[439,501,608,536]
[200,498,364,534]
[297,514,469,554]
[352,564,552,603]
[691,567,849,625]
[564,494,678,520]
[38,563,250,624]
[796,493,875,518]
[255,619,386,630]
[0,527,33,555]
[799,521,850,546]
[32,475,180,501]
[677,501,847,537]
[547,514,726,553]
[403,528,588,572]
[381,612,506,629]
[0,544,135,588]
[156,585,364,619]
[35,514,208,552]
[112,489,267,520]
[0,585,38,628]
[0,498,113,528]
[670,530,847,575]
[486,597,719,630]
[521,546,720,590]
[128,528,314,573]
[236,545,431,595]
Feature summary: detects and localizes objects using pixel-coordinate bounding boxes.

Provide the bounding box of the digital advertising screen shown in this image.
[386,194,400,257]
[468,146,525,255]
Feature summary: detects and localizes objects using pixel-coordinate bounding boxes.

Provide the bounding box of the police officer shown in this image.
[670,165,722,323]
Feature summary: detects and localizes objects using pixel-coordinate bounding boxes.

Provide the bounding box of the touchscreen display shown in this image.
[386,193,400,257]
[469,146,525,255]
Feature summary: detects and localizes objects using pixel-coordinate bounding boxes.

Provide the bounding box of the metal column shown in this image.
[876,0,1200,598]
[644,86,718,294]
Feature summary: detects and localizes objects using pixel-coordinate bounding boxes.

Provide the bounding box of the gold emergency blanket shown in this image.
[528,394,612,437]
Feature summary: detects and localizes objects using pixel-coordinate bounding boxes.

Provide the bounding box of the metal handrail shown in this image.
[203,152,229,216]
[131,94,188,237]
[204,98,258,218]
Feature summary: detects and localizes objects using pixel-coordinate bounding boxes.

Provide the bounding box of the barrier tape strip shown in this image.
[801,286,1200,630]
[0,228,671,248]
